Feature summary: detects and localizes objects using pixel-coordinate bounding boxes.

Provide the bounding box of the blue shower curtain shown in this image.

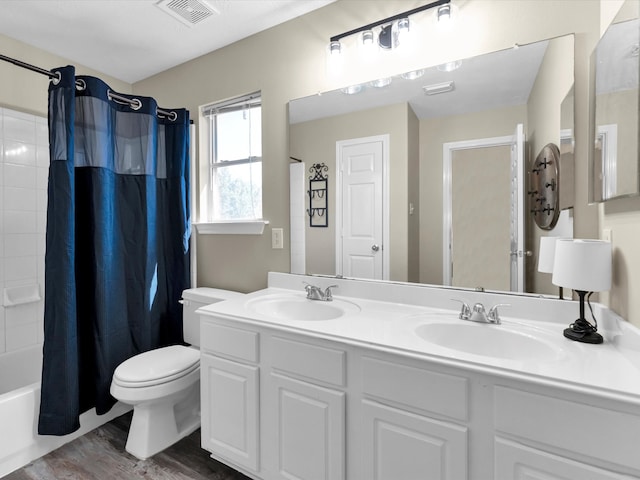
[38,66,191,435]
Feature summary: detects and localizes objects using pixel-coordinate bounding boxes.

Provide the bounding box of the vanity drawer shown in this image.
[494,386,640,471]
[201,320,259,363]
[271,336,346,387]
[362,356,468,421]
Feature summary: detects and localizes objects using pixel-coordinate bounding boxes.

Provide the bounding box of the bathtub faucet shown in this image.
[451,300,509,324]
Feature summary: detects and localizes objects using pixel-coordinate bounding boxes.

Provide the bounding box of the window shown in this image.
[201,92,262,223]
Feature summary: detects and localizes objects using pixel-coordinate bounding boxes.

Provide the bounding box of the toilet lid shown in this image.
[113,345,199,388]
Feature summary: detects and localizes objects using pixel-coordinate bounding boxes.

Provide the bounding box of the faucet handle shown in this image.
[488,303,510,324]
[303,281,319,298]
[324,285,338,300]
[451,299,471,320]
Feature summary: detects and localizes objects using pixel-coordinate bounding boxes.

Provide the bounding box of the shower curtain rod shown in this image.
[0,53,177,120]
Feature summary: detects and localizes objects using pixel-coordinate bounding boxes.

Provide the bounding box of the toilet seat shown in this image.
[113,345,199,388]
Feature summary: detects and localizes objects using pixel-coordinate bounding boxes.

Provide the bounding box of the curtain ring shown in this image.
[130,98,142,111]
[75,78,86,91]
[159,109,178,121]
[51,71,61,85]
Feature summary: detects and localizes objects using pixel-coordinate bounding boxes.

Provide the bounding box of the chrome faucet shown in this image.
[304,282,337,301]
[452,300,509,324]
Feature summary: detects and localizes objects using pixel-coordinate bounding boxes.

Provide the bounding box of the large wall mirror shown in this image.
[591,0,640,202]
[289,34,575,297]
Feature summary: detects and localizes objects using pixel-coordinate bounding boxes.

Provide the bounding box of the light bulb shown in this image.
[437,5,451,22]
[361,30,374,46]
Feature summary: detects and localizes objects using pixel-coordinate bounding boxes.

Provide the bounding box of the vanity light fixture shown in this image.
[397,17,410,34]
[361,29,374,46]
[437,4,452,22]
[328,0,451,54]
[329,40,341,56]
[401,69,426,80]
[378,24,394,49]
[552,239,612,344]
[369,77,393,88]
[437,60,462,72]
[341,84,363,95]
[423,80,455,95]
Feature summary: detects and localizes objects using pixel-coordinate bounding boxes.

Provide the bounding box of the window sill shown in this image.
[194,220,269,235]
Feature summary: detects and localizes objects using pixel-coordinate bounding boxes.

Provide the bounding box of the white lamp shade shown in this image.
[538,236,565,273]
[552,239,612,292]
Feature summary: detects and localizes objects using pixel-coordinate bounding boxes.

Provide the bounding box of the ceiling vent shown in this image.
[423,81,455,96]
[155,0,219,27]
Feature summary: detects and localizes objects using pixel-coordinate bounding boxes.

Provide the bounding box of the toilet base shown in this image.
[125,380,200,460]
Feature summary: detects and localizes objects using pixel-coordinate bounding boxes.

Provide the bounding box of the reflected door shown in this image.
[451,145,512,290]
[336,136,387,280]
[443,124,525,292]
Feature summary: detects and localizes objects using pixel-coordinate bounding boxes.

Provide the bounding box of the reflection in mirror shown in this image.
[591,0,640,202]
[289,35,575,296]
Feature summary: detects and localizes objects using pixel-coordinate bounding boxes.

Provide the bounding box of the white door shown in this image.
[336,135,388,280]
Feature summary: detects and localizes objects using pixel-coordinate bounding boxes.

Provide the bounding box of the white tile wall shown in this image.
[289,162,306,275]
[0,107,48,355]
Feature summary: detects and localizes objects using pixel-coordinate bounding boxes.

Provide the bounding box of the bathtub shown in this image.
[0,345,130,477]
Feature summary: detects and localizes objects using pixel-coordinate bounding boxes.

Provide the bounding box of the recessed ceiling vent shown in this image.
[423,81,455,96]
[155,0,219,27]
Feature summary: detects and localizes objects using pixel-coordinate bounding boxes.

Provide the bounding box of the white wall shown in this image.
[134,0,604,295]
[2,1,639,326]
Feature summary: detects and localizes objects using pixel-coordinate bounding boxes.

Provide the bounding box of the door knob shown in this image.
[371,244,380,252]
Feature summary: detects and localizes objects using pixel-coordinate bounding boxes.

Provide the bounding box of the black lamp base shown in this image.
[563,290,603,344]
[563,321,603,344]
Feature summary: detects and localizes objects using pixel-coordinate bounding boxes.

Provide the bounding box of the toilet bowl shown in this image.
[110,288,243,460]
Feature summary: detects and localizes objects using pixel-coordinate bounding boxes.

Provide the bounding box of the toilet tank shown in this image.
[181,287,244,347]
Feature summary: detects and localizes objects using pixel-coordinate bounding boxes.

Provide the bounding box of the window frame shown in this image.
[197,91,267,234]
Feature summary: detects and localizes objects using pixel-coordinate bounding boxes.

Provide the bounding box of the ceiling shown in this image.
[0,0,335,83]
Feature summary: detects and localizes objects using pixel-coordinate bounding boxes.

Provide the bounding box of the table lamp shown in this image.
[552,239,612,344]
[537,236,566,299]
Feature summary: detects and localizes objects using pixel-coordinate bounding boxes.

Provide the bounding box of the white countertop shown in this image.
[198,273,640,404]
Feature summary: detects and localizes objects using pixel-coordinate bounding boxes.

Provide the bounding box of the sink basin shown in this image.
[246,294,360,321]
[414,322,561,360]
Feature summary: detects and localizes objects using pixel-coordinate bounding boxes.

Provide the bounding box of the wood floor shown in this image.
[4,413,251,480]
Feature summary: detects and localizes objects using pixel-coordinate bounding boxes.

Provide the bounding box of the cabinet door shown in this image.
[495,438,637,480]
[201,354,259,473]
[270,373,345,480]
[361,400,468,480]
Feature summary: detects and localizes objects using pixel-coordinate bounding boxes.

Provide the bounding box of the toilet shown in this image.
[110,287,243,460]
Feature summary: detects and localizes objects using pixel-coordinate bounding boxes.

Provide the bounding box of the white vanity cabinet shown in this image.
[492,386,640,480]
[199,304,640,480]
[264,336,346,480]
[358,355,469,480]
[200,320,260,475]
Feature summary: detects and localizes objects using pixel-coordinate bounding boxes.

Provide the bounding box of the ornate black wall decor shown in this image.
[529,143,561,230]
[308,163,328,227]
